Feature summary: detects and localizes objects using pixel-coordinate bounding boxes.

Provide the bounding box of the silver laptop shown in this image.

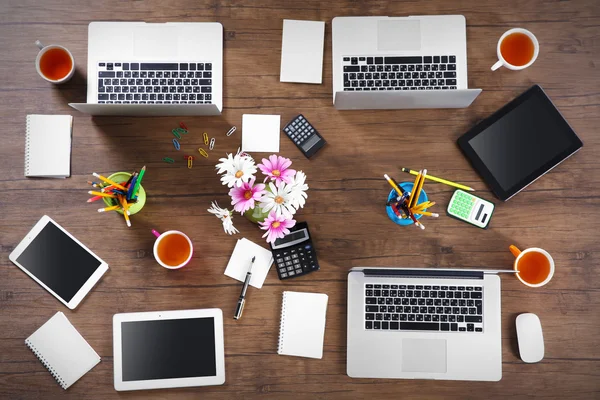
[332,16,481,110]
[347,267,502,381]
[69,22,223,116]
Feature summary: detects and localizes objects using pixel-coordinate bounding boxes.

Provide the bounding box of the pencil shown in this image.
[401,167,474,192]
[407,170,422,208]
[87,180,103,188]
[126,172,138,201]
[87,195,107,203]
[92,173,127,191]
[118,195,131,227]
[413,210,439,217]
[98,205,120,212]
[409,169,426,208]
[383,174,405,196]
[132,165,146,197]
[414,201,436,212]
[88,190,117,198]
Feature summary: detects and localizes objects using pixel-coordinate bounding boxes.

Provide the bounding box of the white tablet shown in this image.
[8,215,109,309]
[113,308,225,391]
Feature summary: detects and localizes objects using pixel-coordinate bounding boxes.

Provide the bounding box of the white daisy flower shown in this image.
[207,201,239,235]
[259,181,296,218]
[289,170,308,209]
[215,151,257,188]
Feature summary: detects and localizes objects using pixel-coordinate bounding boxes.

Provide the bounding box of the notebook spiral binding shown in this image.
[25,339,68,389]
[24,115,31,176]
[277,292,288,354]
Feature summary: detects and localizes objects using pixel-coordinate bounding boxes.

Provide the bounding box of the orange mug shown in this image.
[509,245,554,287]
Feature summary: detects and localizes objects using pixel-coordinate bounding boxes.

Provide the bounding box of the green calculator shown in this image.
[447,190,495,229]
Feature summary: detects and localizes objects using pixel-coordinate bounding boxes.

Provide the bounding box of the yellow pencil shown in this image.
[407,170,422,208]
[92,173,127,191]
[401,167,474,192]
[411,169,427,208]
[413,210,439,217]
[88,190,116,198]
[413,201,436,212]
[98,205,120,213]
[117,195,131,227]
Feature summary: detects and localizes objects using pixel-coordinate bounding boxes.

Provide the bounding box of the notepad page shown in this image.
[278,291,328,359]
[25,312,100,389]
[25,115,72,178]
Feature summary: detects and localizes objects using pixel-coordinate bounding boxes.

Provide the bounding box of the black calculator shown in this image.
[269,222,320,279]
[283,114,326,158]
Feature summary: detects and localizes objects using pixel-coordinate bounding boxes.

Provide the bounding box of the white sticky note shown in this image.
[241,114,280,153]
[224,238,274,289]
[280,20,325,84]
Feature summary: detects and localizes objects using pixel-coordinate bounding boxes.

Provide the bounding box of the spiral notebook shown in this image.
[25,114,73,178]
[25,312,100,389]
[277,291,328,359]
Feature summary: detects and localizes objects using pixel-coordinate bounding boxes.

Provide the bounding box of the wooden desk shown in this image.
[1,1,598,398]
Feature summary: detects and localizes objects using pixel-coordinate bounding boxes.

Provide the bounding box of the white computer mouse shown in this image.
[516,313,545,363]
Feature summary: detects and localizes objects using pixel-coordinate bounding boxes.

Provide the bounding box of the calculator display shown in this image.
[301,135,321,151]
[273,229,309,248]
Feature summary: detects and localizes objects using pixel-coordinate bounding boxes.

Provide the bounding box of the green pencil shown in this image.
[132,165,146,197]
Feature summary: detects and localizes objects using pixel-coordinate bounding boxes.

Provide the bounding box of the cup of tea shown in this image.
[35,40,75,84]
[491,28,539,71]
[509,245,554,287]
[151,230,193,270]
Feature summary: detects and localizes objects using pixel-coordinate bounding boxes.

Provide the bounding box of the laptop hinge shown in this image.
[362,268,484,280]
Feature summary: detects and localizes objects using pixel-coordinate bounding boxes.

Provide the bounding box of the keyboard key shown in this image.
[467,324,474,332]
[390,321,399,330]
[401,322,439,331]
[384,56,422,64]
[366,321,373,329]
[465,316,482,323]
[99,71,115,78]
[382,321,389,329]
[476,327,483,332]
[98,94,109,100]
[471,292,482,299]
[441,323,450,331]
[374,321,381,329]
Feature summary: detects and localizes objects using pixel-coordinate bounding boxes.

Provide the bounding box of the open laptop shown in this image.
[347,267,502,381]
[332,16,481,110]
[69,22,223,116]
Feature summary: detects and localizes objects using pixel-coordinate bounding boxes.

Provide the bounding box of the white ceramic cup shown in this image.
[151,229,193,270]
[35,40,75,84]
[510,245,555,288]
[491,28,539,71]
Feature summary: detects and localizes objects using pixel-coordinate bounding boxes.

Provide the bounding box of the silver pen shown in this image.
[234,256,255,320]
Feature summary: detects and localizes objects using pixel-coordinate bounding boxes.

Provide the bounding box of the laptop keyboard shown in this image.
[364,284,483,332]
[96,62,213,104]
[342,55,457,91]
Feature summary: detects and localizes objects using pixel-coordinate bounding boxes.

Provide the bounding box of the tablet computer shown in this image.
[113,308,225,391]
[9,215,109,309]
[458,85,583,201]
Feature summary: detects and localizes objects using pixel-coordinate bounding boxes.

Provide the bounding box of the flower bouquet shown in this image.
[209,151,309,244]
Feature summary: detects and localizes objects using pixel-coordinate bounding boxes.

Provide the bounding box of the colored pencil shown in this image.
[406,170,422,208]
[92,173,127,191]
[401,167,474,192]
[126,173,138,200]
[87,195,106,203]
[87,180,103,188]
[88,190,117,197]
[383,174,405,196]
[98,205,120,213]
[118,195,131,227]
[132,165,146,197]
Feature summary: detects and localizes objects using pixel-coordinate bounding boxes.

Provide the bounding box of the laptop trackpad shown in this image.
[377,20,421,51]
[402,339,447,373]
[134,26,178,59]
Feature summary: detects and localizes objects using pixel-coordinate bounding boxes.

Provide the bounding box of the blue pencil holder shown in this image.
[386,182,428,226]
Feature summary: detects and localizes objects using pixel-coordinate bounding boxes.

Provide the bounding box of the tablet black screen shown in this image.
[468,94,571,191]
[121,317,217,381]
[16,222,101,302]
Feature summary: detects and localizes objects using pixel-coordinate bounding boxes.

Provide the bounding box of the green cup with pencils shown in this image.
[87,166,147,228]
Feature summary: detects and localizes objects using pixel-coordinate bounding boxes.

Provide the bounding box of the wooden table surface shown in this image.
[1,0,599,399]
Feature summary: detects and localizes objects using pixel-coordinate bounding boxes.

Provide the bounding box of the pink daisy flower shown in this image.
[229,177,266,213]
[258,155,296,184]
[259,211,296,244]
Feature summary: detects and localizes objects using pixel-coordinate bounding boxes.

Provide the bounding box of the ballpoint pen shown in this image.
[234,256,255,320]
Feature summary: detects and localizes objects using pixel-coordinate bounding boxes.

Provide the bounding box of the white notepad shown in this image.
[277,291,328,359]
[280,20,325,84]
[25,312,101,390]
[241,114,280,153]
[25,114,73,178]
[224,238,274,289]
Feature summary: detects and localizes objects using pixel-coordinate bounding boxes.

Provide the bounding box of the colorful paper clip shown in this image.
[176,127,188,135]
[186,156,193,169]
[162,157,175,163]
[183,155,196,160]
[172,129,181,139]
[180,121,188,130]
[203,132,209,145]
[198,148,209,158]
[173,138,180,150]
[209,137,215,150]
[226,126,236,136]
